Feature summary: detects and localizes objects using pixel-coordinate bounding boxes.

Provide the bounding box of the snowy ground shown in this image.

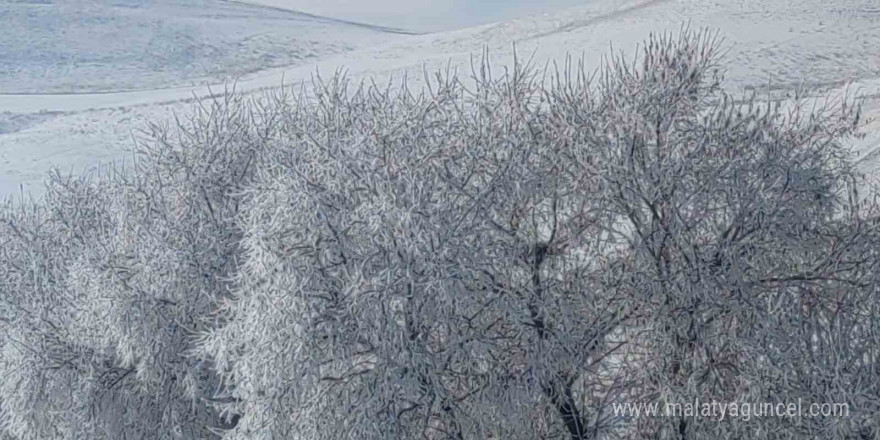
[2,0,879,196]
[0,0,411,94]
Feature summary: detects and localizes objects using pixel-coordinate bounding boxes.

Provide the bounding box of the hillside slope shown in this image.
[1,0,879,195]
[0,0,410,94]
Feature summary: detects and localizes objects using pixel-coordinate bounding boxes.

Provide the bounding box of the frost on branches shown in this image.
[2,28,880,440]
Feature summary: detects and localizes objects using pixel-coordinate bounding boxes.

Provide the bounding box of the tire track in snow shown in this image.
[524,0,674,41]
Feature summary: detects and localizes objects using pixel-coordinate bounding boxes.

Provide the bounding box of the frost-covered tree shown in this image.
[0,90,284,439]
[2,28,879,440]
[196,59,637,439]
[197,29,880,440]
[581,32,880,440]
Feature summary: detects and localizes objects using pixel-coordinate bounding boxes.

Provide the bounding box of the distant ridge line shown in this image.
[215,0,425,35]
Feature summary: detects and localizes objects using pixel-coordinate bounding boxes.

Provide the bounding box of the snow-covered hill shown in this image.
[0,0,412,94]
[1,0,879,195]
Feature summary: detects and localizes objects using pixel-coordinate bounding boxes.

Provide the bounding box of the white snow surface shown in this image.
[0,0,410,94]
[2,0,880,196]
